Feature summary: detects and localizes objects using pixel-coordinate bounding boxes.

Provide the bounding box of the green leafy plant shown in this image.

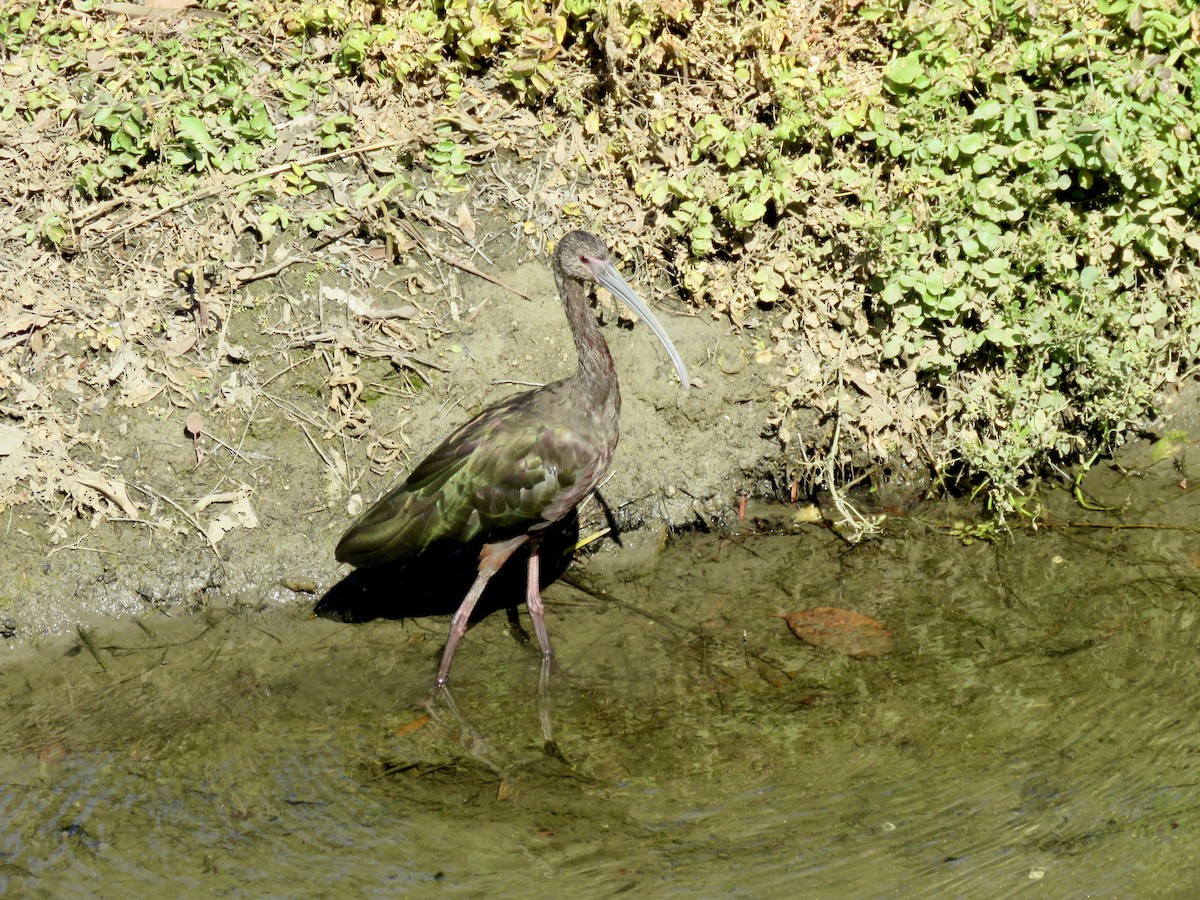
[68,40,275,195]
[846,0,1200,510]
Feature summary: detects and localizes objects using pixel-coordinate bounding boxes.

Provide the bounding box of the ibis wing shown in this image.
[335,398,602,568]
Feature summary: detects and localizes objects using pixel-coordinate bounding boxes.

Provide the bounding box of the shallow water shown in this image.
[4,455,1200,896]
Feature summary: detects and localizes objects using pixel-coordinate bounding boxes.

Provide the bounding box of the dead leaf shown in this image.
[496,775,522,803]
[456,202,476,241]
[394,714,431,738]
[0,313,51,352]
[1150,430,1189,464]
[322,284,415,320]
[778,607,894,658]
[72,473,141,520]
[201,492,259,543]
[161,326,198,357]
[0,424,25,456]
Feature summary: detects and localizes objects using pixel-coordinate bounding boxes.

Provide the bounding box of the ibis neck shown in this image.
[558,273,619,404]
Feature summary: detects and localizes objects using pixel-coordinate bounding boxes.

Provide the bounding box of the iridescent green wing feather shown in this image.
[335,396,600,567]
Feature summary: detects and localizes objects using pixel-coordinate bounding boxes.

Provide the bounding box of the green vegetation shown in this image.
[2,0,1197,518]
[857,0,1200,508]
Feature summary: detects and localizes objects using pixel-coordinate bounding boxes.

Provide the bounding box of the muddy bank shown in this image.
[0,230,777,639]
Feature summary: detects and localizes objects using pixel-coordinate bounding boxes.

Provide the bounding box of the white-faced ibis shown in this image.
[335,231,689,703]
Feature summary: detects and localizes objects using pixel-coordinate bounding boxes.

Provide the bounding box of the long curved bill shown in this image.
[588,260,691,389]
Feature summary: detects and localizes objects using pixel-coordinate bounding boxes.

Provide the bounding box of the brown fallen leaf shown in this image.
[0,423,25,456]
[393,714,431,738]
[72,472,141,520]
[456,201,476,241]
[778,607,894,658]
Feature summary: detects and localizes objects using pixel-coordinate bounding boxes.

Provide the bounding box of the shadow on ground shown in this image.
[313,513,580,625]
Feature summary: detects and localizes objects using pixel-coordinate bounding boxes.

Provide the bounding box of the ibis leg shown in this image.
[434,534,529,687]
[525,537,554,663]
[525,537,558,746]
